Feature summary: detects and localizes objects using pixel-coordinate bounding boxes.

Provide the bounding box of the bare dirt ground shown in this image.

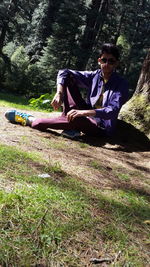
[0,106,150,193]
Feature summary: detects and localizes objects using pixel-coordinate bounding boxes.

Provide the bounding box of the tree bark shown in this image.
[76,0,108,69]
[120,50,150,136]
[135,49,150,97]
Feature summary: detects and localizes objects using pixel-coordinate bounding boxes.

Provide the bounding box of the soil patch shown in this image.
[0,106,150,193]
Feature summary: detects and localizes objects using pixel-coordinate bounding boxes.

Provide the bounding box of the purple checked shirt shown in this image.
[57,69,129,135]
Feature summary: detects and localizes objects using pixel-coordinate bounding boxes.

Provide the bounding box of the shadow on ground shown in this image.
[81,120,150,153]
[44,120,150,153]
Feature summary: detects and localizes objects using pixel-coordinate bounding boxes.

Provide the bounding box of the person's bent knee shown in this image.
[31,118,47,130]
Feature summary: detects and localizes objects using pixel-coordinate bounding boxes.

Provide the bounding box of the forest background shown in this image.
[0,0,149,99]
[0,2,150,265]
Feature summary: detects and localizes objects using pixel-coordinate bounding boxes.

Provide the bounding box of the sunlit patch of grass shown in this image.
[0,144,43,180]
[0,144,149,266]
[0,92,49,112]
[0,145,93,265]
[44,139,67,150]
[78,142,89,148]
[0,184,92,266]
[116,172,130,181]
[0,92,28,106]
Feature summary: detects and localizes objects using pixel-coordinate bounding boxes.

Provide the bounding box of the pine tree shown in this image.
[38,0,86,91]
[27,0,62,62]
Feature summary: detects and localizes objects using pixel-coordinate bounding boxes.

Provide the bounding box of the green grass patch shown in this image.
[78,142,89,148]
[90,160,105,171]
[0,144,149,266]
[44,138,67,150]
[0,92,50,112]
[116,172,130,181]
[0,184,92,266]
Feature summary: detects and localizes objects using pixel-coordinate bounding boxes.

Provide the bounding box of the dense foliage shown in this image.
[0,0,149,97]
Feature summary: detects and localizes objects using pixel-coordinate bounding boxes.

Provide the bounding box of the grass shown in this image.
[90,160,105,171]
[0,94,149,266]
[0,144,149,266]
[0,92,50,112]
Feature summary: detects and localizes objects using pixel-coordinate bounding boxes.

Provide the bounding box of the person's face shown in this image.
[98,53,118,75]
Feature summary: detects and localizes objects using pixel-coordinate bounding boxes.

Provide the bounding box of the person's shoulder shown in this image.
[91,69,101,76]
[112,72,128,86]
[113,71,127,81]
[79,69,100,78]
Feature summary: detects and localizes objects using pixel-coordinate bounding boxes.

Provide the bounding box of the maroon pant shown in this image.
[32,83,105,136]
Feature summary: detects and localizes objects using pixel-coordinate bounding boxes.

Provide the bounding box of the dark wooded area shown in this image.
[0,0,149,97]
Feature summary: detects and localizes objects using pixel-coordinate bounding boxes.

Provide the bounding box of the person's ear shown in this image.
[98,58,101,65]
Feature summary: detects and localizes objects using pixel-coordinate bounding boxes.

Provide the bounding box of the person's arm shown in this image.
[67,109,96,122]
[51,69,95,110]
[57,69,95,89]
[94,80,129,120]
[51,84,64,110]
[67,77,129,121]
[66,92,122,122]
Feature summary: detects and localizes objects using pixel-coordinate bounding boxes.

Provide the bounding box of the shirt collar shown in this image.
[99,69,116,83]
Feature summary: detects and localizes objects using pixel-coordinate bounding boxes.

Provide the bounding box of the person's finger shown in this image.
[51,97,60,109]
[67,110,78,121]
[51,101,58,110]
[67,111,73,121]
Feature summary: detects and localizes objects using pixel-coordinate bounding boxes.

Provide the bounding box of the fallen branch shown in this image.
[90,251,121,265]
[90,257,113,264]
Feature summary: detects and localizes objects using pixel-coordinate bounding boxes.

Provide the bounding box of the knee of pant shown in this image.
[32,119,45,129]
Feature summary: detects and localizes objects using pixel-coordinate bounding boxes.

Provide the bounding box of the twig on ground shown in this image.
[112,250,121,265]
[90,251,121,265]
[32,208,49,235]
[90,257,113,264]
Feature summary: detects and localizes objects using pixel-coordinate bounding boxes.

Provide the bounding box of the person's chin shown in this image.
[103,69,112,74]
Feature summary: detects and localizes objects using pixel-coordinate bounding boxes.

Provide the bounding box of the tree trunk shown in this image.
[114,9,125,45]
[0,23,8,54]
[76,0,108,69]
[0,0,17,69]
[135,49,150,97]
[120,49,150,137]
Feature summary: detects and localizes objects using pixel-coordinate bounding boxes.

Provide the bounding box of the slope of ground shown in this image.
[1,106,149,191]
[0,105,150,266]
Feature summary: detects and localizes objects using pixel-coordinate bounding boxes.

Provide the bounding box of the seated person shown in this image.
[5,43,129,139]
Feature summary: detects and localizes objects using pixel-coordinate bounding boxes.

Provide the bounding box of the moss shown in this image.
[120,94,150,137]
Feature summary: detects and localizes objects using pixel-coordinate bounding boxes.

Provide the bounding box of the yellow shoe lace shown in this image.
[15,115,27,126]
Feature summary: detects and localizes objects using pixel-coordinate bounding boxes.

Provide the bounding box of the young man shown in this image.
[5,43,129,139]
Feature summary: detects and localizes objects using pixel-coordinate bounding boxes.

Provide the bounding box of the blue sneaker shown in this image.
[5,110,33,126]
[61,130,81,139]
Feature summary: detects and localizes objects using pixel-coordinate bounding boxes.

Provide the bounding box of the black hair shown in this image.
[100,43,120,60]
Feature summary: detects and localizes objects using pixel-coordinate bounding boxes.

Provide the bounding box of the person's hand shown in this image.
[51,92,63,110]
[67,109,86,122]
[67,109,96,121]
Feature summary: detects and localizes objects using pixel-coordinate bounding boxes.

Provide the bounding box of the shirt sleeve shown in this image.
[94,80,129,120]
[57,69,95,89]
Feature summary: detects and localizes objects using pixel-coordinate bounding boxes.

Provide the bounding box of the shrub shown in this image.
[29,93,55,111]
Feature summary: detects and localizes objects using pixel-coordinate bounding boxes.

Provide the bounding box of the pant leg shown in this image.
[62,78,91,115]
[32,115,71,131]
[32,114,105,136]
[32,79,105,136]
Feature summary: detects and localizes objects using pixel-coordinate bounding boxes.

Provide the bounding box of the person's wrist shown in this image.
[57,91,63,95]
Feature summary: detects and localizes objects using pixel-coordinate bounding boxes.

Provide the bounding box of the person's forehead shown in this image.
[100,52,116,59]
